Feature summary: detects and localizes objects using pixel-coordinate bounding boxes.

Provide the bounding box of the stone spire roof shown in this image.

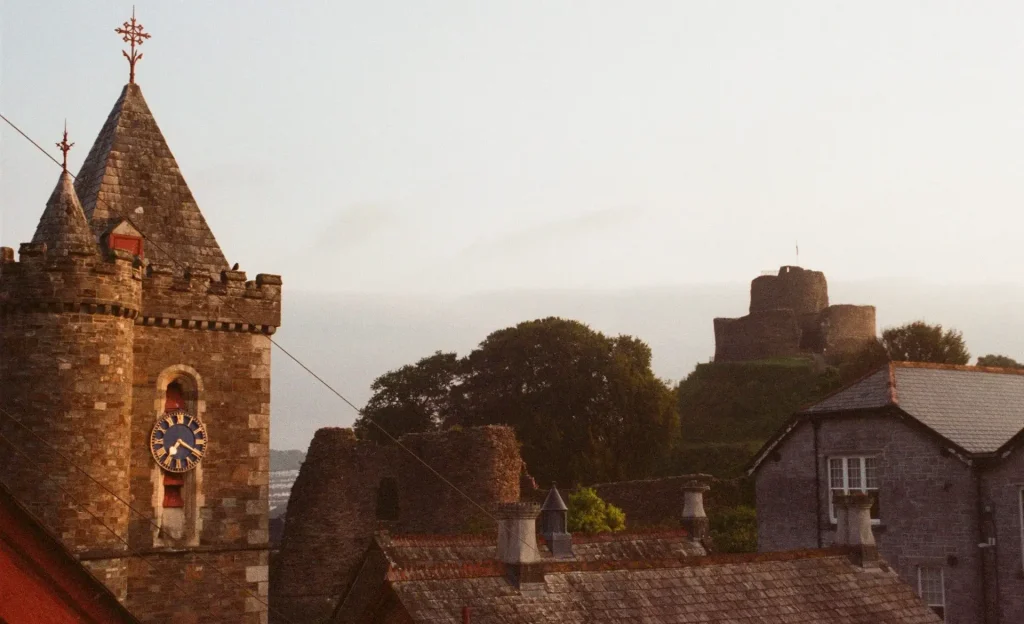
[32,171,96,252]
[73,83,228,273]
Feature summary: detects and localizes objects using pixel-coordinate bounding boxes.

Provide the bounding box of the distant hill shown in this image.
[270,449,306,472]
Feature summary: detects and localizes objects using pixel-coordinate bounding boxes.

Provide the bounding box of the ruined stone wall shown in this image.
[713,309,802,362]
[821,304,876,355]
[272,426,522,624]
[0,245,140,599]
[749,266,828,316]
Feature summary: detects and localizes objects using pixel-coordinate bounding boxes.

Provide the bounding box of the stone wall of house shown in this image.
[714,266,876,363]
[271,426,522,624]
[755,413,984,624]
[979,447,1024,623]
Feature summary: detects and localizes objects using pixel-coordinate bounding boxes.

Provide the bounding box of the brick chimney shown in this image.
[681,481,710,541]
[497,502,544,591]
[834,492,878,567]
[540,484,572,558]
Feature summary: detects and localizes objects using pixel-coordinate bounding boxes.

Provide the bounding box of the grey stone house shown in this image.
[750,362,1024,624]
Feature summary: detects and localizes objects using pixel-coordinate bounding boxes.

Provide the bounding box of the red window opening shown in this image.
[109,234,143,258]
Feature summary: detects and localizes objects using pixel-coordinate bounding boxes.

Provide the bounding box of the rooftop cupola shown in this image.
[540,484,572,558]
[31,126,96,254]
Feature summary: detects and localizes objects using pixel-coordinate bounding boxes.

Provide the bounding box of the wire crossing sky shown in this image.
[4,1,1024,294]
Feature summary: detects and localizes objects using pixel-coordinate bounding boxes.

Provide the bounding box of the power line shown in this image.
[0,112,541,552]
[0,428,276,623]
[0,405,300,624]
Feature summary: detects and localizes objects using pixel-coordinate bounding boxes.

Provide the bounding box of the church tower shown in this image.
[0,12,281,623]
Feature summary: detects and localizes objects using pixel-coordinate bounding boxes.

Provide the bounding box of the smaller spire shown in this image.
[115,6,151,85]
[32,129,95,253]
[540,483,572,558]
[56,120,74,172]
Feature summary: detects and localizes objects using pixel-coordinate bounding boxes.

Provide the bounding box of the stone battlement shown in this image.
[140,263,282,332]
[0,243,141,316]
[713,266,876,363]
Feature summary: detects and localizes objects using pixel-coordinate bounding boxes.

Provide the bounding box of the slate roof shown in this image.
[387,550,941,623]
[802,362,1024,454]
[73,83,228,273]
[31,171,96,252]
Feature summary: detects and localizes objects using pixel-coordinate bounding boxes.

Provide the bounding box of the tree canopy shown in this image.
[566,487,626,534]
[353,317,680,486]
[880,321,970,365]
[976,354,1024,369]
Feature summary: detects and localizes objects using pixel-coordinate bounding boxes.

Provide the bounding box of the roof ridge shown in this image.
[893,361,1024,376]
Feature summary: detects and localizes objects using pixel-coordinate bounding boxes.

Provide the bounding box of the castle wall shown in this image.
[272,426,521,624]
[0,245,140,599]
[713,309,802,362]
[749,266,828,316]
[821,304,876,355]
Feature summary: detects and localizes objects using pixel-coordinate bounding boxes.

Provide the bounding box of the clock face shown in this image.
[150,409,208,473]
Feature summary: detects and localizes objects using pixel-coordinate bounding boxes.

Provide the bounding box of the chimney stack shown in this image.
[834,492,878,567]
[540,484,572,558]
[681,481,710,541]
[496,502,544,591]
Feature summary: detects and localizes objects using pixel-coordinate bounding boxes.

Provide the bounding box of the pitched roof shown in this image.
[31,171,96,252]
[388,550,941,623]
[73,83,228,273]
[803,362,1024,454]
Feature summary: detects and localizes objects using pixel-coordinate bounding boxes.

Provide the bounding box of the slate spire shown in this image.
[73,83,228,273]
[32,131,96,252]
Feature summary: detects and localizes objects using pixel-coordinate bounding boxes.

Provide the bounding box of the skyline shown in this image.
[4,2,1024,295]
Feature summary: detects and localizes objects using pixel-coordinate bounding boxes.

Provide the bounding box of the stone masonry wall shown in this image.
[749,266,828,316]
[756,414,984,624]
[821,304,876,356]
[713,309,802,362]
[0,246,140,599]
[979,448,1024,623]
[272,426,522,624]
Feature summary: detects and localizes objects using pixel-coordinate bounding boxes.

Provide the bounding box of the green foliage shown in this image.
[354,351,462,443]
[881,321,970,365]
[977,354,1024,369]
[709,505,757,553]
[359,317,680,487]
[566,487,626,534]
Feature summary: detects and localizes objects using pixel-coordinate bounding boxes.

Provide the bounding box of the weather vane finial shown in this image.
[115,6,151,84]
[56,121,74,173]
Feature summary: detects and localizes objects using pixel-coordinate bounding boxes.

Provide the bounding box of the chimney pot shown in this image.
[540,484,572,558]
[839,491,878,567]
[681,481,710,541]
[496,502,541,564]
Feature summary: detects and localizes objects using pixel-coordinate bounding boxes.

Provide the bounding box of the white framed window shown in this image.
[828,456,880,524]
[917,566,945,621]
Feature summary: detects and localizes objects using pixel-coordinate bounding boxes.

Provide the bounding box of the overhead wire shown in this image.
[0,110,543,568]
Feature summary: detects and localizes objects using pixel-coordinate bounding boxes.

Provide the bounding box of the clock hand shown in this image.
[178,440,202,455]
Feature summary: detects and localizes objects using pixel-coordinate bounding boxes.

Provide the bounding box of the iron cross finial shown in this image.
[56,121,74,173]
[115,6,151,84]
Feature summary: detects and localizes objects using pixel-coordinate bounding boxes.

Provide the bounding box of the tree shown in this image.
[356,317,680,487]
[454,318,680,486]
[566,487,625,534]
[880,321,970,365]
[353,351,462,443]
[977,354,1024,369]
[709,505,757,553]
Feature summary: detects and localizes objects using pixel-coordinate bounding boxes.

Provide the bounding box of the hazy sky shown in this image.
[5,1,1024,294]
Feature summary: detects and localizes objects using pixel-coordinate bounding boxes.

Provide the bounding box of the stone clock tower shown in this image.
[0,13,281,624]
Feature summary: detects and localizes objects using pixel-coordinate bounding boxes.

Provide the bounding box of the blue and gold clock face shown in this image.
[150,410,208,473]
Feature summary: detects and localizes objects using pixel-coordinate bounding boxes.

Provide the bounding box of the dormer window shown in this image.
[105,219,144,258]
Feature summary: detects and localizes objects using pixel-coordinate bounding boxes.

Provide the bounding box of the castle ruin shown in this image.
[713,266,876,362]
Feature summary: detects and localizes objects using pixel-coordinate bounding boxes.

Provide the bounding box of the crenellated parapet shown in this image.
[0,243,141,317]
[139,264,282,333]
